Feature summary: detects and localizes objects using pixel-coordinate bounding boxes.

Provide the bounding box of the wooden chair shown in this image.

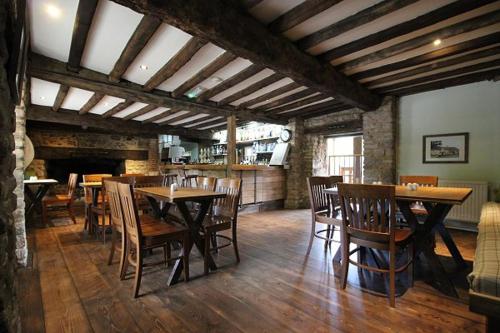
[83,173,112,232]
[134,175,166,212]
[400,175,438,216]
[117,182,190,298]
[42,173,78,225]
[179,169,197,187]
[163,173,178,186]
[306,176,344,254]
[202,178,242,275]
[196,176,217,191]
[338,183,414,307]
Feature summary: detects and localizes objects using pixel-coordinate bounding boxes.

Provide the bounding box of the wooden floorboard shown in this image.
[21,209,486,332]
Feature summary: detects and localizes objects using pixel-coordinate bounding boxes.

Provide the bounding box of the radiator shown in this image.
[438,179,488,224]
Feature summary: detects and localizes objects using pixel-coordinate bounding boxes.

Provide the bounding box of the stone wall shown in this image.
[0,0,21,330]
[284,117,306,209]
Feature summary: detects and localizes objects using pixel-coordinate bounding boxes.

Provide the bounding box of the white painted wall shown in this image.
[398,80,500,200]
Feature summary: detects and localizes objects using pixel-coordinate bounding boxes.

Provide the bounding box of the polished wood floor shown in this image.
[20,209,485,332]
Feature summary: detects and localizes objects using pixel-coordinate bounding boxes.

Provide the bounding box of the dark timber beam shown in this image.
[218,73,284,106]
[266,94,331,115]
[159,111,194,125]
[27,105,212,139]
[172,52,237,98]
[322,0,498,63]
[298,0,417,50]
[52,84,69,111]
[143,37,206,91]
[109,15,162,82]
[302,105,353,119]
[269,0,343,34]
[196,64,264,102]
[196,118,228,130]
[142,107,182,123]
[304,119,362,133]
[30,53,286,124]
[351,32,500,81]
[179,115,215,127]
[257,88,315,111]
[102,100,133,118]
[243,0,264,9]
[237,81,301,109]
[67,0,98,72]
[110,0,381,110]
[78,93,103,115]
[122,104,158,120]
[278,99,342,118]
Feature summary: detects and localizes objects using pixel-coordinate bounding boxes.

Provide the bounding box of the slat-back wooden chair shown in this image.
[42,173,78,225]
[179,169,198,187]
[134,175,166,212]
[338,183,414,307]
[400,175,439,216]
[196,176,217,191]
[117,182,190,298]
[202,178,242,275]
[104,176,136,278]
[163,173,178,186]
[83,173,112,233]
[306,176,344,254]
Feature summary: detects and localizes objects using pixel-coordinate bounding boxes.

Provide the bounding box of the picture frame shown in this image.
[423,132,469,163]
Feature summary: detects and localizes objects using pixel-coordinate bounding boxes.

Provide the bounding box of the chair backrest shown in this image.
[338,183,396,242]
[67,173,78,199]
[134,175,165,188]
[307,176,343,214]
[82,174,112,203]
[213,178,242,221]
[163,173,178,186]
[196,176,217,191]
[399,175,438,187]
[120,173,144,177]
[117,182,142,246]
[104,180,124,229]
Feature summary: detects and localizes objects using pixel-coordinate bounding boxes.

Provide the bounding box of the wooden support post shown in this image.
[226,115,236,177]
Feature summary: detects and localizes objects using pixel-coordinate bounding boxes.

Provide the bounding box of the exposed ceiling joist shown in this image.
[302,105,352,119]
[110,0,381,110]
[27,105,213,139]
[237,81,301,109]
[78,93,103,115]
[122,104,158,120]
[109,15,162,82]
[277,99,342,118]
[179,115,214,127]
[30,53,286,124]
[142,107,183,124]
[67,0,98,72]
[257,88,315,111]
[52,84,69,111]
[266,94,331,115]
[102,100,133,118]
[243,0,264,10]
[218,73,284,106]
[159,111,195,125]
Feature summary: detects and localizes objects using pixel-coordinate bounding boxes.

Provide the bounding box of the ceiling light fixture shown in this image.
[433,39,442,47]
[186,86,206,99]
[45,3,62,19]
[139,64,148,70]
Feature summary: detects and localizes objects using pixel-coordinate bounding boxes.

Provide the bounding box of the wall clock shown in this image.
[280,129,292,142]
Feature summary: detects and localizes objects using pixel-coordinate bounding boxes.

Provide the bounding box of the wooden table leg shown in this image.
[25,184,51,219]
[145,196,170,219]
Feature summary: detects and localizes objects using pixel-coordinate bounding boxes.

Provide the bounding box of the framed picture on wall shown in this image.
[423,132,469,163]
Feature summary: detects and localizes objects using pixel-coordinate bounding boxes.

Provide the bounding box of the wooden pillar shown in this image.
[226,115,236,177]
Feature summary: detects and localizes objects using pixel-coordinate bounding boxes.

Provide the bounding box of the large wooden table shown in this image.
[134,187,226,285]
[24,179,58,219]
[325,185,472,297]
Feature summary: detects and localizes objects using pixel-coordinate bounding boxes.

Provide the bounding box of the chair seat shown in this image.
[395,228,413,243]
[203,215,232,233]
[140,220,187,238]
[43,194,71,204]
[315,210,343,225]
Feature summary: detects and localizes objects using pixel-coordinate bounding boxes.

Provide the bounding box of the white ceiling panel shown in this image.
[30,78,60,106]
[157,43,226,92]
[123,24,192,85]
[196,58,253,91]
[133,107,170,121]
[112,102,148,118]
[284,0,382,41]
[230,78,294,106]
[184,116,223,128]
[81,0,143,74]
[170,113,210,126]
[28,0,79,62]
[277,97,335,114]
[61,87,95,110]
[199,121,226,130]
[266,92,321,111]
[88,96,125,115]
[210,68,275,102]
[153,111,190,123]
[249,0,304,24]
[250,86,307,109]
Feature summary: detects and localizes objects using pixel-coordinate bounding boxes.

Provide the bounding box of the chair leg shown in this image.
[324,225,330,250]
[183,234,190,282]
[389,248,396,307]
[204,231,210,275]
[67,203,76,224]
[133,248,143,298]
[211,233,218,253]
[102,214,107,244]
[84,205,89,231]
[306,220,316,255]
[108,225,117,265]
[408,242,414,288]
[165,242,171,267]
[232,224,240,263]
[120,239,129,280]
[340,233,349,289]
[42,202,48,226]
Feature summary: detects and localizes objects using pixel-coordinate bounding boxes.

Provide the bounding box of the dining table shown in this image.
[324,184,472,298]
[134,186,226,285]
[24,178,59,219]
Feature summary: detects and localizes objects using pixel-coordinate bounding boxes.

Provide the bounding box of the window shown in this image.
[327,135,363,183]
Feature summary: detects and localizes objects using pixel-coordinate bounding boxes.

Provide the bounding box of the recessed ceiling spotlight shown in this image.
[433,39,442,47]
[39,96,46,100]
[139,64,148,70]
[45,3,62,19]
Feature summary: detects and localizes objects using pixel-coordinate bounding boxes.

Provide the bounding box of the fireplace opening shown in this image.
[46,158,126,183]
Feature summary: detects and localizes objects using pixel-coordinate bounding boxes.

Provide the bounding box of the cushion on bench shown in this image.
[468,202,500,297]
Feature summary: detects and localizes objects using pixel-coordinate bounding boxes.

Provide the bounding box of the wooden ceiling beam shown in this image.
[179,115,215,127]
[142,107,182,123]
[30,53,286,124]
[143,37,206,91]
[237,81,301,109]
[67,0,98,72]
[78,93,104,115]
[351,32,500,81]
[243,0,264,9]
[266,94,332,115]
[110,0,381,110]
[323,0,498,63]
[172,52,237,98]
[376,58,500,94]
[122,104,158,120]
[218,73,285,106]
[159,111,194,125]
[26,105,212,139]
[256,88,315,111]
[102,100,133,118]
[196,118,229,131]
[196,64,264,102]
[367,45,500,87]
[387,68,500,96]
[109,15,162,82]
[269,0,343,34]
[52,84,69,111]
[302,105,353,119]
[278,100,343,118]
[298,0,418,50]
[304,119,362,133]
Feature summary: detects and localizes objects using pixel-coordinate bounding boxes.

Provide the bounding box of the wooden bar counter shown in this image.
[163,164,285,208]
